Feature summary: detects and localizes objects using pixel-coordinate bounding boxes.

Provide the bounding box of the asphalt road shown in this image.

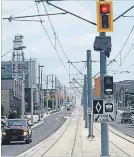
[1,109,72,156]
[110,122,134,137]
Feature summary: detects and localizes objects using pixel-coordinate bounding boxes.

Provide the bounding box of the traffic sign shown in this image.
[104,76,113,95]
[93,99,115,123]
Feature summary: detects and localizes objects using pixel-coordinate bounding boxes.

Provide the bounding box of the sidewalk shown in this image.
[18,107,134,157]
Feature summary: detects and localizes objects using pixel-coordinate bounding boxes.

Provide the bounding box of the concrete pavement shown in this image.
[17,107,134,157]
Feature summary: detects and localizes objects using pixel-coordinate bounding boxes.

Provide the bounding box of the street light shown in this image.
[38,65,44,121]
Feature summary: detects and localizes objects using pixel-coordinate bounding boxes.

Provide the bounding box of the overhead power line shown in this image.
[42,2,70,62]
[35,2,69,74]
[116,44,134,72]
[10,3,36,17]
[108,25,134,71]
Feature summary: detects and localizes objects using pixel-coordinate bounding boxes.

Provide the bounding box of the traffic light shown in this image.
[96,0,113,32]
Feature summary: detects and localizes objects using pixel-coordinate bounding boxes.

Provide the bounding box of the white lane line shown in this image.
[33,122,46,132]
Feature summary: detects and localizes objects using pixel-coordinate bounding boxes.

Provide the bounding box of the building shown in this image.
[1,79,23,116]
[1,60,37,88]
[115,80,134,107]
[1,60,37,113]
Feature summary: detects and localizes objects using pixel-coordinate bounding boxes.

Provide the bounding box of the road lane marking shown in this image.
[33,122,46,132]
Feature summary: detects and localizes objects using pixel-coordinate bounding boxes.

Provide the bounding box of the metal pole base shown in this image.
[87,135,95,139]
[100,155,110,157]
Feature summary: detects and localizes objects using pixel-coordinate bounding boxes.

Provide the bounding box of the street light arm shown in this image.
[113,5,134,22]
[46,1,97,25]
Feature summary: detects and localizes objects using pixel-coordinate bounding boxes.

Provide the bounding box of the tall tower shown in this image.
[12,34,26,81]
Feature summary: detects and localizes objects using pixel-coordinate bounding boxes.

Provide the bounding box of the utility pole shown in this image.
[52,74,54,110]
[69,61,71,105]
[87,50,92,137]
[46,75,49,114]
[21,64,25,119]
[87,50,94,138]
[38,64,41,121]
[30,58,33,124]
[84,74,88,128]
[57,81,59,110]
[59,83,61,110]
[64,85,67,117]
[83,80,85,120]
[41,68,43,117]
[55,76,58,111]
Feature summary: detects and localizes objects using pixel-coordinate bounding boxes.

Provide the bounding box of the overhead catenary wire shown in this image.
[116,44,134,72]
[72,62,86,81]
[75,62,86,77]
[35,2,69,74]
[42,2,70,61]
[10,3,36,17]
[70,62,84,77]
[108,25,134,71]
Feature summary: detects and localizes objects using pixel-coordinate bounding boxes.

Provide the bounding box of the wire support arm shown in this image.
[73,77,83,88]
[46,1,96,25]
[113,5,134,22]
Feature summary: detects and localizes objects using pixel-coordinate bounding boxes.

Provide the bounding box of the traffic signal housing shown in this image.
[96,1,113,32]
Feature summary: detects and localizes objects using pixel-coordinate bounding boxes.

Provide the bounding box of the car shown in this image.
[2,119,32,145]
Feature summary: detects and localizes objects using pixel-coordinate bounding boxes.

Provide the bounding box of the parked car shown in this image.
[2,119,32,145]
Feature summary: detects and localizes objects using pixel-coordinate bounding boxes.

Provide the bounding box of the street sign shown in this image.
[104,76,113,95]
[93,99,115,123]
[93,36,112,58]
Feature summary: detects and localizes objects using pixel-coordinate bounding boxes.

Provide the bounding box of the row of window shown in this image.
[14,80,22,99]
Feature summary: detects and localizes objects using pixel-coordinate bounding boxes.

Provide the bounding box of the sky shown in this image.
[1,0,134,94]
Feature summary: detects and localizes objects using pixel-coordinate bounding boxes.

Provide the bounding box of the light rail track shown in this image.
[71,112,81,156]
[94,125,133,157]
[39,109,81,156]
[108,128,134,145]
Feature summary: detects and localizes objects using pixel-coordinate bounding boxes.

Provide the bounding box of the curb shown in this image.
[31,109,64,129]
[17,110,75,157]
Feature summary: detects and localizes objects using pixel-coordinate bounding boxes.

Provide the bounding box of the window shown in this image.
[6,120,27,127]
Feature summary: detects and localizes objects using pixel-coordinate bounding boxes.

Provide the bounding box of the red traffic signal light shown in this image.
[96,1,113,32]
[100,5,110,14]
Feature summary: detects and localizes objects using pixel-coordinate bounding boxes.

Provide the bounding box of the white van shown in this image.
[116,110,132,123]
